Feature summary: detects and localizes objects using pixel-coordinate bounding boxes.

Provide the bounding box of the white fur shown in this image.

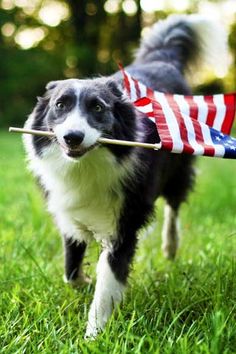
[54,108,101,152]
[26,146,123,243]
[23,122,139,244]
[85,250,125,338]
[185,14,228,76]
[138,14,228,78]
[161,204,179,260]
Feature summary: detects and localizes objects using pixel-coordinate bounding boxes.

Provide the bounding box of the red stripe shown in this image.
[133,78,141,99]
[134,97,151,107]
[221,93,236,135]
[120,68,236,157]
[182,95,215,156]
[148,89,173,151]
[184,95,198,120]
[123,72,131,98]
[134,97,153,115]
[205,95,217,128]
[166,94,194,154]
[191,118,215,157]
[119,64,131,98]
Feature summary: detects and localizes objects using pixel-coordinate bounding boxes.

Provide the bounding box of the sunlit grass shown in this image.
[1,131,236,353]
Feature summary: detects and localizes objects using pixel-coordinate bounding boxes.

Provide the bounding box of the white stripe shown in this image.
[155,92,183,153]
[184,115,206,156]
[161,92,229,132]
[200,122,225,157]
[212,135,226,157]
[138,81,147,98]
[126,71,147,99]
[192,95,209,125]
[129,77,137,102]
[212,94,226,131]
[200,123,215,156]
[214,145,226,157]
[173,94,225,157]
[172,94,190,117]
[174,95,204,155]
[174,94,209,125]
[136,102,153,114]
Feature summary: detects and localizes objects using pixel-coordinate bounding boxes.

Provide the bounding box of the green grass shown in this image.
[1,131,236,353]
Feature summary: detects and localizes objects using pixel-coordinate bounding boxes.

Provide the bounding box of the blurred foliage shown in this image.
[0,0,235,127]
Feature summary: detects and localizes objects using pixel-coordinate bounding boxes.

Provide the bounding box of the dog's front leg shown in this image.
[85,249,125,338]
[63,236,89,286]
[85,231,137,338]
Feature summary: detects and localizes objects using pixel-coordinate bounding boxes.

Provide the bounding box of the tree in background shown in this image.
[0,0,235,127]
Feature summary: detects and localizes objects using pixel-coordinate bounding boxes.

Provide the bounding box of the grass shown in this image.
[1,131,236,353]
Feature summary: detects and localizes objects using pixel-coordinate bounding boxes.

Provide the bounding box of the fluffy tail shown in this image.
[135,14,228,77]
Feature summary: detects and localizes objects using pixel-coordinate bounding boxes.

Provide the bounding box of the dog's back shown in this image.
[23,15,228,338]
[129,14,227,92]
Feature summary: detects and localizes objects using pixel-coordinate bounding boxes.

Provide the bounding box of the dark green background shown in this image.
[0,0,235,128]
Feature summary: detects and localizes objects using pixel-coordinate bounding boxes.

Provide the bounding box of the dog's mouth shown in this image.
[58,142,98,159]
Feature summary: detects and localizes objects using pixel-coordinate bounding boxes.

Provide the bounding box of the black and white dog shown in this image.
[23,15,227,338]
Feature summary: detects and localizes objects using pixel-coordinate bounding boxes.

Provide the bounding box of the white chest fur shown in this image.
[27,143,131,243]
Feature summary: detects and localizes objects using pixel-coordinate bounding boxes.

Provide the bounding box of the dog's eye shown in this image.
[94,104,103,113]
[56,101,65,109]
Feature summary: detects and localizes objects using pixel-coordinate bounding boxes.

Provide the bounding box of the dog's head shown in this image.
[30,77,137,160]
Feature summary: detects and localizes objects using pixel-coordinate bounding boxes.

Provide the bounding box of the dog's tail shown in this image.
[135,14,228,77]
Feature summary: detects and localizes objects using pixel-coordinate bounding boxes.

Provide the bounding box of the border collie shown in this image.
[23,15,227,338]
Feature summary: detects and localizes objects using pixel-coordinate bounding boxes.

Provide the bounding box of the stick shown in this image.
[9,127,55,137]
[9,127,161,150]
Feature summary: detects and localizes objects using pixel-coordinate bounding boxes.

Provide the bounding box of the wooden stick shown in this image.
[9,127,55,137]
[9,127,161,150]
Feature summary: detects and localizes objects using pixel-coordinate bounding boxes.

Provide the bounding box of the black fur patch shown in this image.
[31,96,51,156]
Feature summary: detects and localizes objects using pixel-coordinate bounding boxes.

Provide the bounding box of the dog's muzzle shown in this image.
[59,129,97,159]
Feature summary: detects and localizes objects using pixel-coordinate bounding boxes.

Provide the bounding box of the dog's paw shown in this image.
[84,302,109,340]
[84,323,100,340]
[63,273,92,288]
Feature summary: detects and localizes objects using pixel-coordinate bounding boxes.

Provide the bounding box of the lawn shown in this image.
[1,131,236,354]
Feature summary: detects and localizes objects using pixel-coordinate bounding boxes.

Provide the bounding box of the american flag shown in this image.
[122,69,236,159]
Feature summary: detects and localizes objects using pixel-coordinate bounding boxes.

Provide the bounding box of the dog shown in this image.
[23,15,227,338]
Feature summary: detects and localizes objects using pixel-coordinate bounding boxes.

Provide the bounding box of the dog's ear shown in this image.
[46,80,63,91]
[36,79,62,105]
[106,80,123,98]
[46,81,57,90]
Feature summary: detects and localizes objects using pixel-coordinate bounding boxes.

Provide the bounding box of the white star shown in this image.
[215,136,222,141]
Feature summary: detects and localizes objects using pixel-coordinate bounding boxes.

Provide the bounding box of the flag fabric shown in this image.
[122,69,236,159]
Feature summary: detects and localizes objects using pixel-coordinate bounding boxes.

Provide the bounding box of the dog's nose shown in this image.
[63,131,85,147]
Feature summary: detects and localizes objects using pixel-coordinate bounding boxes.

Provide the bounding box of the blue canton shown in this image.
[210,128,236,159]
